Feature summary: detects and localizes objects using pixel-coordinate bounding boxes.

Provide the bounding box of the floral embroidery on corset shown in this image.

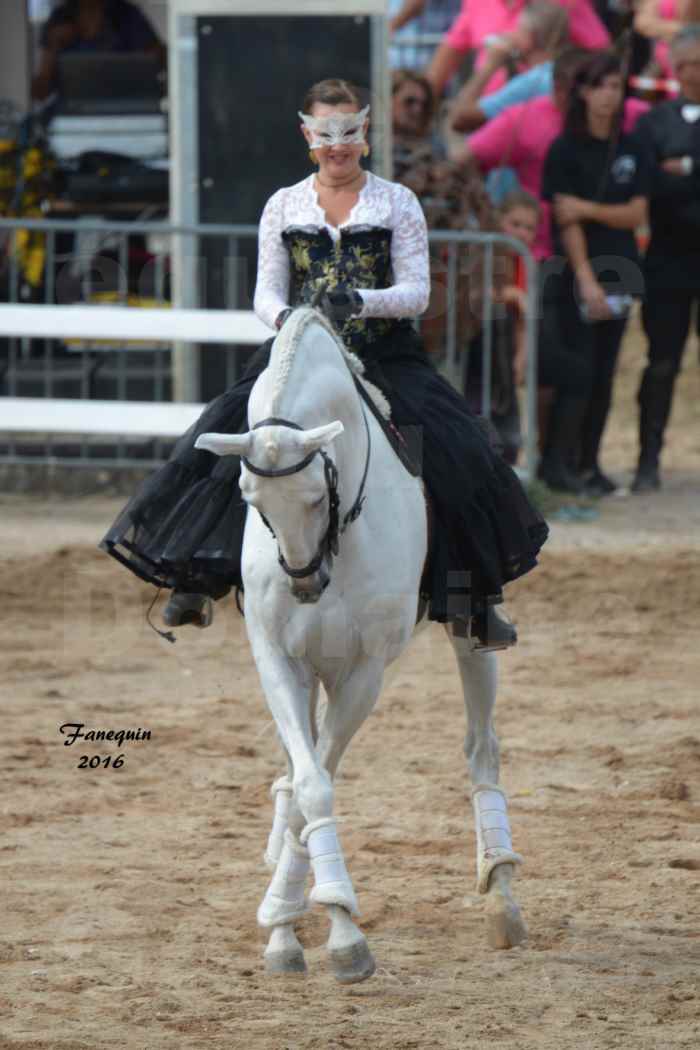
[281,226,414,354]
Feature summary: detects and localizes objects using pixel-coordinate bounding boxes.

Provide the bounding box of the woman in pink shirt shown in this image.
[426,0,610,97]
[457,49,648,259]
[635,0,700,82]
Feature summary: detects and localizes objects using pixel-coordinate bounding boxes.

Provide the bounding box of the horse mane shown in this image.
[269,307,390,419]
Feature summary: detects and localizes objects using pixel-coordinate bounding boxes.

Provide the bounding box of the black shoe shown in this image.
[472,605,518,652]
[631,463,661,493]
[162,591,214,628]
[538,459,584,494]
[581,467,618,498]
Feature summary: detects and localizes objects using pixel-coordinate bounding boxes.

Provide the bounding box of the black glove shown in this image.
[316,286,363,325]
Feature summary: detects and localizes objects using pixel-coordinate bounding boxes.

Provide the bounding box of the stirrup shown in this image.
[162,591,214,629]
[472,606,517,653]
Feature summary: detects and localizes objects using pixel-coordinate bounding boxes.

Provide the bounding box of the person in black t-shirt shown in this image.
[631,24,700,492]
[540,51,649,495]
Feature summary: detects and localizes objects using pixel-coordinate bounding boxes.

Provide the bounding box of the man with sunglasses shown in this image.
[632,24,700,491]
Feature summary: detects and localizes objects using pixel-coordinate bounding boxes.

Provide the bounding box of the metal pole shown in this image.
[371,10,391,179]
[523,251,539,485]
[446,242,457,388]
[170,12,200,402]
[481,241,494,419]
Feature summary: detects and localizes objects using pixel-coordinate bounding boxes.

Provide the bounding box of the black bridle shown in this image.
[241,409,371,581]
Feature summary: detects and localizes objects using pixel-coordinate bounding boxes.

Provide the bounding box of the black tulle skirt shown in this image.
[100,329,548,621]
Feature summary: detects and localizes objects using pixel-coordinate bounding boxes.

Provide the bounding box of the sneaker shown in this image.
[162,591,214,628]
[631,464,660,493]
[581,467,618,498]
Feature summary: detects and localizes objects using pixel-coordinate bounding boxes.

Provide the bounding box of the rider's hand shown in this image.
[316,286,364,325]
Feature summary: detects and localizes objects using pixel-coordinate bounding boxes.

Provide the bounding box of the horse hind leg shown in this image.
[445,627,527,949]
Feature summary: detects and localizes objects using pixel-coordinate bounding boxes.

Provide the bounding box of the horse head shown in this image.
[195,420,344,603]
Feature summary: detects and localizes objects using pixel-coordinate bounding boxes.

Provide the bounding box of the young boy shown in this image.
[466,190,540,464]
[497,189,540,388]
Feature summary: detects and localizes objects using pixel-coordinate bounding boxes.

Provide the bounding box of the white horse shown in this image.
[195,308,526,982]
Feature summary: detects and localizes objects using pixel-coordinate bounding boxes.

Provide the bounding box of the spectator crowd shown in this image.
[388,0,700,496]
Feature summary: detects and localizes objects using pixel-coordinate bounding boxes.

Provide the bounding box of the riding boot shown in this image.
[632,365,676,491]
[162,590,214,628]
[472,604,517,652]
[537,394,587,494]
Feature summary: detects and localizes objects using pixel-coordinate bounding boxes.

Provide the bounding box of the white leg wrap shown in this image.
[257,829,310,928]
[472,783,523,895]
[264,776,292,871]
[301,818,359,917]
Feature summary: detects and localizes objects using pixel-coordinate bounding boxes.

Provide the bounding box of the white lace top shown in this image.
[253,172,430,330]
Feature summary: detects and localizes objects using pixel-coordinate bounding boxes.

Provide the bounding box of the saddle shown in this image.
[353,377,421,478]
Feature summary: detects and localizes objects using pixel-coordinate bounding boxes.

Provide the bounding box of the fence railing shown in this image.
[0,217,538,481]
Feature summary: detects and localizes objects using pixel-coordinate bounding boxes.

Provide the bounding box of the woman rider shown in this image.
[101,79,548,649]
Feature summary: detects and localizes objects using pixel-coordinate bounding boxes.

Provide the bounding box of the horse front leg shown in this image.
[287,657,384,984]
[446,628,527,949]
[258,681,322,974]
[263,680,320,872]
[251,648,327,976]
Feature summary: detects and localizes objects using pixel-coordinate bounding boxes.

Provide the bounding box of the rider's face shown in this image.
[301,103,368,180]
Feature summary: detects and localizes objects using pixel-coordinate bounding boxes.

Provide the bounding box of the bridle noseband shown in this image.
[241,411,371,581]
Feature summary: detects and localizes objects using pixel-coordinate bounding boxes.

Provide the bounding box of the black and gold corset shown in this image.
[281,226,414,355]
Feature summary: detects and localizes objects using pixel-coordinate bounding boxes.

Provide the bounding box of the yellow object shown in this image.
[64,293,173,350]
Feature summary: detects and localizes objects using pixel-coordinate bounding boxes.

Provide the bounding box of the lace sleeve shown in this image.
[253,189,290,329]
[358,184,430,319]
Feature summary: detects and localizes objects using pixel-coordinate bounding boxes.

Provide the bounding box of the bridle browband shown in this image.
[241,408,371,581]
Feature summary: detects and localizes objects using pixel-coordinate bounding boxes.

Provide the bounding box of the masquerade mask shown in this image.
[298,105,369,148]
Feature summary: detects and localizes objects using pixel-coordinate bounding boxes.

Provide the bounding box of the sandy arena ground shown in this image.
[1,313,699,1050]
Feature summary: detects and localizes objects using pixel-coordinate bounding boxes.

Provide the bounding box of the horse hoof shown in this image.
[329,939,376,984]
[264,946,307,975]
[486,900,528,950]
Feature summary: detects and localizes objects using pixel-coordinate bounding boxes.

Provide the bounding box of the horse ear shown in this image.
[195,432,252,457]
[300,421,344,453]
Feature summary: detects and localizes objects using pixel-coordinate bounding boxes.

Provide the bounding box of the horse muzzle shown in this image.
[290,566,330,604]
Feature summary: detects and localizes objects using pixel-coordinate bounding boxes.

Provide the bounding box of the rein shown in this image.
[242,407,371,580]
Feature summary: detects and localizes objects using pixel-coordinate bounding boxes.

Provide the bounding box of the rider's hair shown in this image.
[302,79,368,113]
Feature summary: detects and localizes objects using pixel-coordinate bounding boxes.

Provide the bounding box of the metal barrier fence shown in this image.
[0,217,538,480]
